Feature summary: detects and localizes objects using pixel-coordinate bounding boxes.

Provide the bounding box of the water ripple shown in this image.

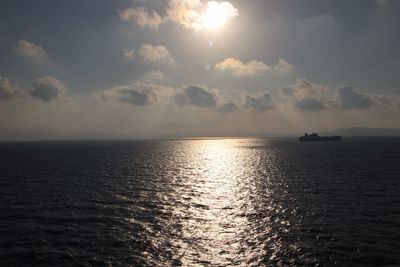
[1,138,400,266]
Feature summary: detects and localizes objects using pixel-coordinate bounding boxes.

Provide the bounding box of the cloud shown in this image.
[199,1,238,30]
[96,83,165,106]
[280,85,295,97]
[174,84,218,108]
[274,58,294,71]
[98,82,239,112]
[166,0,203,30]
[281,79,397,110]
[123,49,135,61]
[377,0,390,6]
[174,84,240,112]
[138,44,173,63]
[376,0,391,15]
[14,40,50,64]
[119,7,162,29]
[141,70,168,83]
[31,77,66,102]
[335,86,373,109]
[0,77,20,99]
[123,44,173,63]
[215,101,239,113]
[280,78,328,111]
[373,95,400,107]
[293,97,326,111]
[243,91,275,111]
[121,0,238,31]
[215,58,269,75]
[215,58,294,75]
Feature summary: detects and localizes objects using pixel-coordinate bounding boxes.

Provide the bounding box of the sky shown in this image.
[0,0,399,140]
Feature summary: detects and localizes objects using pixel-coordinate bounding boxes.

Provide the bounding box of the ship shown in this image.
[299,133,341,141]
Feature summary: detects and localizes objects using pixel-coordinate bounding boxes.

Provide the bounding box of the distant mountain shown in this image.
[325,127,400,136]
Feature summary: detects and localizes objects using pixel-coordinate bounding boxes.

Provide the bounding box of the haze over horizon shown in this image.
[1,0,400,140]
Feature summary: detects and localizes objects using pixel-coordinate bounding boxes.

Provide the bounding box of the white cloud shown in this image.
[120,0,238,31]
[166,0,238,31]
[123,49,135,61]
[200,1,238,29]
[215,57,294,75]
[138,44,173,63]
[215,58,270,75]
[141,70,168,83]
[14,40,50,64]
[166,0,203,31]
[274,58,294,71]
[31,77,66,102]
[119,7,162,29]
[0,77,20,99]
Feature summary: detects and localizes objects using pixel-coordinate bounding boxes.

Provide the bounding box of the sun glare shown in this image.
[200,1,238,30]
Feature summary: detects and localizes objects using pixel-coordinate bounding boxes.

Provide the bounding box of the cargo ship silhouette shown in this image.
[299,133,341,141]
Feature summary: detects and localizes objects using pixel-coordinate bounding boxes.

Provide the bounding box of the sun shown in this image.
[200,1,238,30]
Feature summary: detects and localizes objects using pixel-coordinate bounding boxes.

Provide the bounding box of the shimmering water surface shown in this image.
[1,138,400,266]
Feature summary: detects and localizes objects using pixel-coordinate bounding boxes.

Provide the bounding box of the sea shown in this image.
[1,137,400,266]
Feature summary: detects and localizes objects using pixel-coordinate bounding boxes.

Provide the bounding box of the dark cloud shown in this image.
[294,97,326,111]
[31,77,65,102]
[281,79,394,110]
[243,91,275,111]
[280,85,295,97]
[280,78,328,111]
[174,85,218,108]
[118,89,157,105]
[174,85,240,113]
[215,102,239,113]
[97,83,160,106]
[336,86,373,109]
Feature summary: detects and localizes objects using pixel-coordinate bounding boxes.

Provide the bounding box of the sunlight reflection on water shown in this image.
[2,138,400,266]
[154,139,296,266]
[175,140,251,265]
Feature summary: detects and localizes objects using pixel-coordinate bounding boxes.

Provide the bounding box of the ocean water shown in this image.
[1,138,400,266]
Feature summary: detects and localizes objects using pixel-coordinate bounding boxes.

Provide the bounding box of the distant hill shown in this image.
[325,127,400,136]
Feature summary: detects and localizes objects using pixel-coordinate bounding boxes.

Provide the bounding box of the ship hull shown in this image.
[299,136,341,141]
